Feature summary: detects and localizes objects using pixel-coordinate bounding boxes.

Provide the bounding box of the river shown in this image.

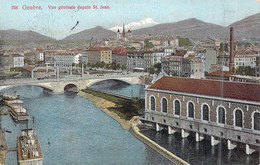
[1,85,172,165]
[2,80,259,165]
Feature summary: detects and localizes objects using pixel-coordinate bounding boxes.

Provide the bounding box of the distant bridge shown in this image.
[0,73,148,94]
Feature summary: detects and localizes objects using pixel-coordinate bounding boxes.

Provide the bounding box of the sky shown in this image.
[0,0,260,39]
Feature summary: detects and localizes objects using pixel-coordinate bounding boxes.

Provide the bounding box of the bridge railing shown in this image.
[0,72,148,86]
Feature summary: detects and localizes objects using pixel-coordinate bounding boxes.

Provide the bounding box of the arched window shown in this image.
[162,98,167,113]
[174,100,180,115]
[254,112,260,131]
[218,107,225,124]
[235,109,243,127]
[202,104,209,121]
[150,96,155,111]
[188,102,194,118]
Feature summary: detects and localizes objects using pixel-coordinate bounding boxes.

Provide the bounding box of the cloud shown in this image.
[110,18,158,32]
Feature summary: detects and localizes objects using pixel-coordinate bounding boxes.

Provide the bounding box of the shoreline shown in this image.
[78,90,189,165]
[0,117,7,165]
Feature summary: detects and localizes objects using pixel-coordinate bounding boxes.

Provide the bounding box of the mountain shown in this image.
[0,29,55,41]
[132,18,228,40]
[110,18,158,32]
[228,12,260,39]
[62,26,116,41]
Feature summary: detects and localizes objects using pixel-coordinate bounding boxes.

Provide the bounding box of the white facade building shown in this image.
[234,53,260,68]
[12,54,24,68]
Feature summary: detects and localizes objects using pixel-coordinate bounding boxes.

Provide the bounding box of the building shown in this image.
[87,47,112,64]
[54,53,75,68]
[112,47,127,67]
[130,42,143,50]
[234,51,260,69]
[217,52,230,67]
[22,66,55,78]
[116,24,132,39]
[11,54,24,68]
[182,56,203,78]
[205,71,234,81]
[142,76,260,155]
[34,48,44,61]
[127,51,146,71]
[256,56,260,77]
[200,37,221,49]
[44,50,56,65]
[205,49,218,73]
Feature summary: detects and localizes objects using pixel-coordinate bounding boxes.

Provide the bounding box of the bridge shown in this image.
[0,73,148,94]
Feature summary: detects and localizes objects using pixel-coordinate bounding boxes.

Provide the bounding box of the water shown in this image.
[141,130,259,165]
[2,85,172,165]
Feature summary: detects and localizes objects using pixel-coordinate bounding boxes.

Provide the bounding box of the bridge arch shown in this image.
[0,84,54,93]
[87,78,132,87]
[64,83,79,93]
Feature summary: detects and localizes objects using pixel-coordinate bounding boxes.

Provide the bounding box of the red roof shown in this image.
[127,29,131,33]
[148,76,260,102]
[205,71,234,77]
[173,50,187,56]
[88,47,111,51]
[112,47,127,56]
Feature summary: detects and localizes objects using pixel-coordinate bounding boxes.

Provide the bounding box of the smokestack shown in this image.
[229,27,234,72]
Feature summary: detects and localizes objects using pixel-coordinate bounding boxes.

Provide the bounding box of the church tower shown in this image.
[117,29,121,39]
[122,24,126,38]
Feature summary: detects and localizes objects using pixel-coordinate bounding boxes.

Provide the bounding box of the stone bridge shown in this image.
[0,73,147,94]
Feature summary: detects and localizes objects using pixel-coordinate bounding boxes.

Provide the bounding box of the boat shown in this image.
[2,93,20,100]
[9,105,29,121]
[17,129,43,165]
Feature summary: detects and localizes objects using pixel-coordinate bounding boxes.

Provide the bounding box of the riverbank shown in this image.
[0,117,7,165]
[78,90,188,165]
[78,91,131,130]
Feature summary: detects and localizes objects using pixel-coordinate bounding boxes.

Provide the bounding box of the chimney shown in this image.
[229,27,234,72]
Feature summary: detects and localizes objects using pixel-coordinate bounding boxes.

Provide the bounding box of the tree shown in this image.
[144,39,154,49]
[72,63,75,67]
[219,42,224,52]
[121,65,126,70]
[224,43,229,52]
[236,66,255,76]
[87,62,90,67]
[100,61,105,68]
[153,63,161,72]
[148,67,154,74]
[35,60,44,65]
[177,36,192,47]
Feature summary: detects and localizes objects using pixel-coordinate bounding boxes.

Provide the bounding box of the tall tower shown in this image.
[229,27,234,73]
[117,29,121,39]
[122,24,126,38]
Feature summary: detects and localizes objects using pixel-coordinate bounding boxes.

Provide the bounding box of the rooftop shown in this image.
[148,76,260,102]
[88,47,111,51]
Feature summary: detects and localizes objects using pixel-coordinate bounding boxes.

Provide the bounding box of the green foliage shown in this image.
[35,60,44,64]
[125,46,136,50]
[148,67,154,74]
[72,63,75,67]
[87,62,91,67]
[121,65,126,70]
[100,61,105,68]
[10,67,22,72]
[144,39,154,49]
[177,36,192,47]
[224,43,229,52]
[24,59,33,65]
[219,42,224,52]
[236,66,255,76]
